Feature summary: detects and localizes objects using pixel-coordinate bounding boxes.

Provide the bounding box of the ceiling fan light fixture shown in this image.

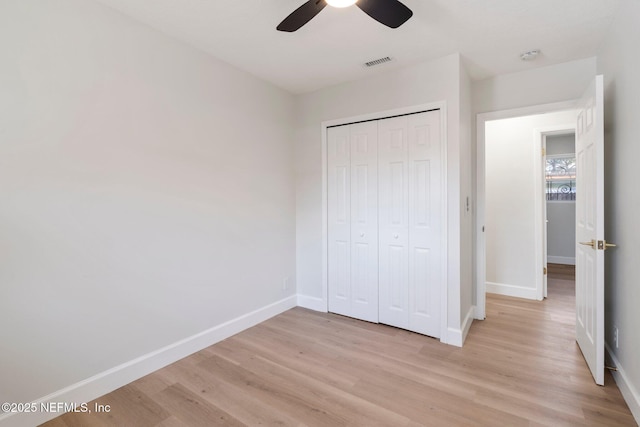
[326,0,358,8]
[276,0,411,32]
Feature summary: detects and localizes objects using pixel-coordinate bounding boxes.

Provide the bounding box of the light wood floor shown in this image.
[44,266,636,426]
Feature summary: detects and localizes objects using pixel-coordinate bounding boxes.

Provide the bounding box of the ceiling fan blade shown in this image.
[356,0,413,29]
[277,0,328,32]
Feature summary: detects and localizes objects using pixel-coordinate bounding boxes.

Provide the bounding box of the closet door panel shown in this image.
[328,126,351,317]
[408,111,442,337]
[349,122,379,322]
[378,116,410,329]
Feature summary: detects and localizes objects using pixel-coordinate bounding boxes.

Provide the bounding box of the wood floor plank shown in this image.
[208,340,415,426]
[55,384,170,427]
[197,353,351,426]
[152,383,244,427]
[154,416,188,427]
[161,354,305,426]
[42,268,637,426]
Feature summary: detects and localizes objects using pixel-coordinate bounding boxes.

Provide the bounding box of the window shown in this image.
[546,154,575,201]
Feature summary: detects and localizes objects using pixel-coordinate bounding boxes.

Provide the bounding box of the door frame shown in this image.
[321,101,449,343]
[475,100,577,319]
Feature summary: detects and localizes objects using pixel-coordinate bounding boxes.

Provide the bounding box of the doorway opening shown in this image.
[477,115,580,383]
[478,109,580,367]
[478,109,576,306]
[543,131,577,299]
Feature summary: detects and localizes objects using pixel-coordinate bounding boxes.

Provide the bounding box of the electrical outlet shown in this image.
[282,276,290,291]
[613,326,619,349]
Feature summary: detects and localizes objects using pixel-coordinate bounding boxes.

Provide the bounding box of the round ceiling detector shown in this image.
[326,0,358,8]
[520,50,540,61]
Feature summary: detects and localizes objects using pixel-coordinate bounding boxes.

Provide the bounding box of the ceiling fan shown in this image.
[277,0,413,32]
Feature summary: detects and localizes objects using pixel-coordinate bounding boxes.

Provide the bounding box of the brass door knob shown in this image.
[579,240,618,250]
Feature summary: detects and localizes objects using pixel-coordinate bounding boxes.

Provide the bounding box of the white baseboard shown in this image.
[447,306,475,347]
[0,295,297,427]
[606,344,640,425]
[486,281,539,300]
[547,256,576,265]
[461,306,475,344]
[296,294,326,312]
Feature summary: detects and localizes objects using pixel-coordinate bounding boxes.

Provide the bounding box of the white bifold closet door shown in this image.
[378,112,442,337]
[327,110,442,337]
[328,121,379,323]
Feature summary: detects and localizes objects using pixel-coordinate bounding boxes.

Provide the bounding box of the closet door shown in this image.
[328,122,378,322]
[378,111,442,336]
[378,116,410,329]
[407,111,442,337]
[328,125,351,318]
[349,122,379,322]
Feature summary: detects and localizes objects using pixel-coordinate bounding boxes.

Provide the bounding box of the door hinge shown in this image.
[541,147,546,156]
[543,267,547,275]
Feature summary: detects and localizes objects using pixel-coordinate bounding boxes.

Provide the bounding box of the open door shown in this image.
[575,75,607,385]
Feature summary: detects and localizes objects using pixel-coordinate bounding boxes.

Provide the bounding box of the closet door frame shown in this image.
[321,101,449,343]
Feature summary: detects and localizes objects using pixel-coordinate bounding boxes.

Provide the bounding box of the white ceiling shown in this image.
[94,0,621,94]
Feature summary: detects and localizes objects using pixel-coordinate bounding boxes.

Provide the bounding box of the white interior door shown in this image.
[328,123,379,322]
[379,111,442,336]
[575,75,605,386]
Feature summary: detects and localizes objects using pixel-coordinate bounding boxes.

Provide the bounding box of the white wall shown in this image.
[547,203,576,263]
[473,58,597,115]
[0,0,295,421]
[546,133,575,156]
[546,134,576,265]
[598,0,640,420]
[485,111,576,299]
[294,54,471,341]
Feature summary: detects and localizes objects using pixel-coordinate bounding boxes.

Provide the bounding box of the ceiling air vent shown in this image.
[364,56,393,68]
